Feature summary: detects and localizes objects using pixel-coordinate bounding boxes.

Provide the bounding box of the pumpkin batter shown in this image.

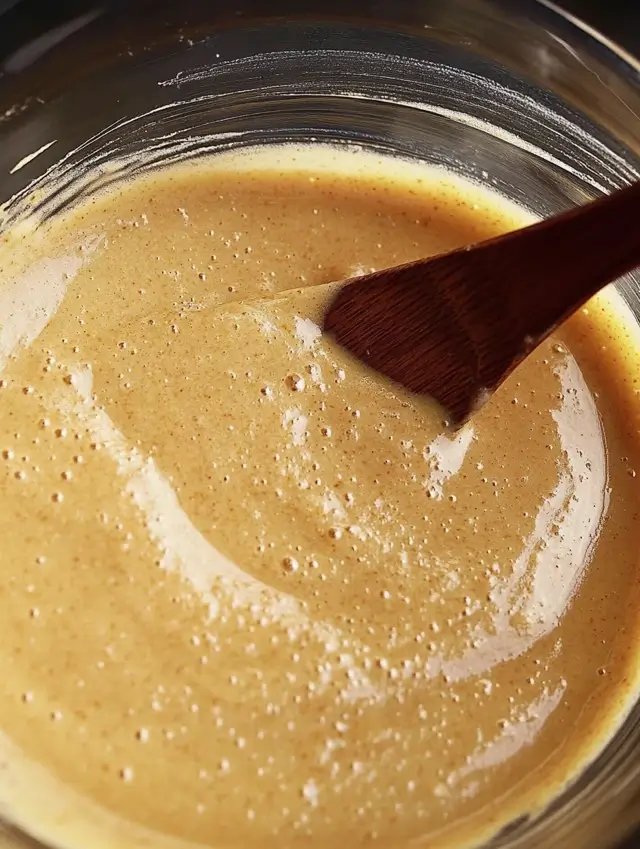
[0,144,638,849]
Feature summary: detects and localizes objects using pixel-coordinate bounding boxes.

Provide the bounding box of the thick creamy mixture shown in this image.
[0,145,639,849]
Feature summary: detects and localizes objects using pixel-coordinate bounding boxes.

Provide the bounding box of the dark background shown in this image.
[0,0,638,848]
[0,0,638,64]
[557,0,640,53]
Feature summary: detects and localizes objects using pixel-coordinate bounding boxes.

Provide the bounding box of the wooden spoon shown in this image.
[323,181,640,426]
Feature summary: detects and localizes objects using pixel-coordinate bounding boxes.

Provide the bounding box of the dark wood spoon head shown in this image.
[323,256,522,426]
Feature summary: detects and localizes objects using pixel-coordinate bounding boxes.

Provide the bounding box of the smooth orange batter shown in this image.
[0,145,638,849]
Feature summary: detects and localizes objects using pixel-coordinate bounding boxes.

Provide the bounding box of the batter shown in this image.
[0,144,638,849]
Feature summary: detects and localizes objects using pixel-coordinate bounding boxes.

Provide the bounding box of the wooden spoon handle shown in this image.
[459,181,640,345]
[408,180,640,381]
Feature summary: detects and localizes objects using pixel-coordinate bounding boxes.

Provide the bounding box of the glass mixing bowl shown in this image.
[0,1,638,848]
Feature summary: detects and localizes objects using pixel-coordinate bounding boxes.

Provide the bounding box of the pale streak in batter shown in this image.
[0,145,638,849]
